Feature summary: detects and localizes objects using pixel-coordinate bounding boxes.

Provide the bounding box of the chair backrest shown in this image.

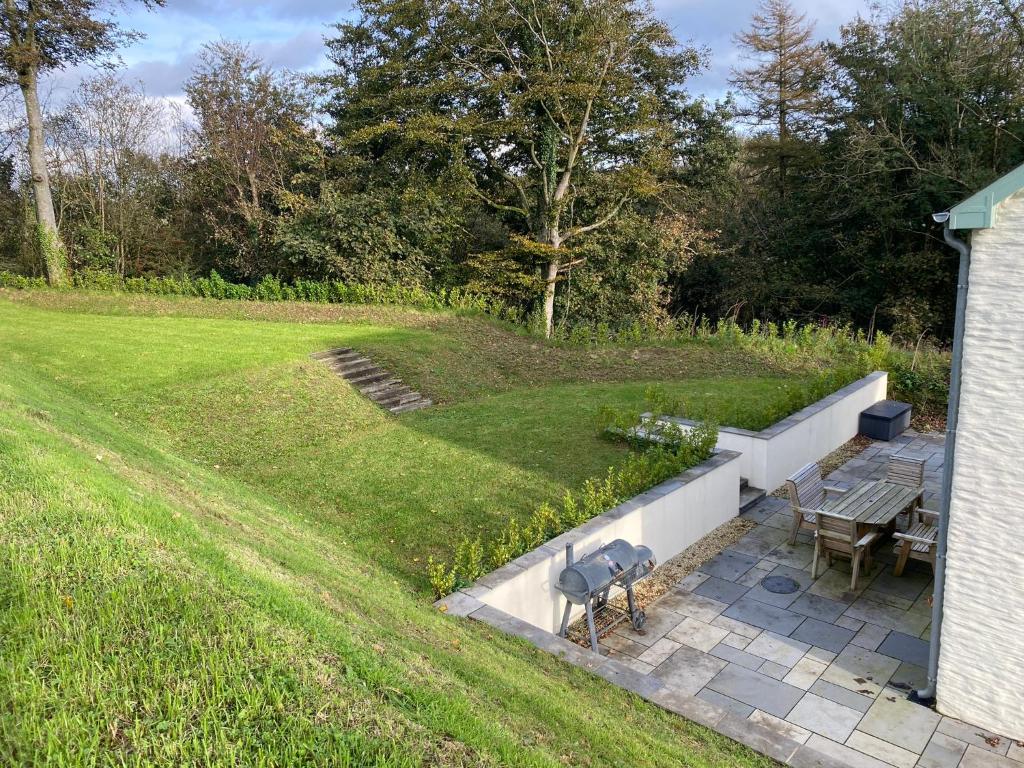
[815,510,857,552]
[887,456,925,488]
[786,463,826,510]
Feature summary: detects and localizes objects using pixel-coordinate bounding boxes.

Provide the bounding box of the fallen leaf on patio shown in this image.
[983,736,1001,748]
[854,677,867,684]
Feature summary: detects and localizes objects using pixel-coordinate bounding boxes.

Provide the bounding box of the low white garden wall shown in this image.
[437,370,888,636]
[451,450,741,634]
[658,371,888,492]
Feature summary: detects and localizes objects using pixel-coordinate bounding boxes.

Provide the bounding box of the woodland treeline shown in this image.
[2,0,1024,339]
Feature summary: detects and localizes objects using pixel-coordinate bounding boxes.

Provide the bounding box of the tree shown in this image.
[729,0,828,195]
[49,74,181,275]
[184,40,315,279]
[0,0,162,285]
[326,0,705,336]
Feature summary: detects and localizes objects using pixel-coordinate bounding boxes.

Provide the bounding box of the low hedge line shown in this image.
[428,422,718,598]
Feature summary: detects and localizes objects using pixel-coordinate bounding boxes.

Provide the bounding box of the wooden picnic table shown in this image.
[823,479,923,532]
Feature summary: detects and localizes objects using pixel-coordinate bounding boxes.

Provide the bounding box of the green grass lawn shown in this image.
[0,290,801,765]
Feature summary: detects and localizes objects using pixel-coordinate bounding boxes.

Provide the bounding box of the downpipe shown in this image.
[911,224,970,705]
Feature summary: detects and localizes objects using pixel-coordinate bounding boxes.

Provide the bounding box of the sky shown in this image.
[45,0,870,106]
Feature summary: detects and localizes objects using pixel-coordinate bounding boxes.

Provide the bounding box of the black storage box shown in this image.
[859,400,912,441]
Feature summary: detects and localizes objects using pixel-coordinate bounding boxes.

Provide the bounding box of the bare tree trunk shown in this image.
[19,67,67,285]
[541,257,559,338]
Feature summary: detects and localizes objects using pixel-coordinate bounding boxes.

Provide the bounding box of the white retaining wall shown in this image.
[463,451,741,634]
[660,371,888,492]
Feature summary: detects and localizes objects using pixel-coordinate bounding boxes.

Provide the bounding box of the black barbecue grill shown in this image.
[555,539,656,652]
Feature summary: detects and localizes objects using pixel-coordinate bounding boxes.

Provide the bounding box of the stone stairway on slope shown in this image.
[311,347,433,414]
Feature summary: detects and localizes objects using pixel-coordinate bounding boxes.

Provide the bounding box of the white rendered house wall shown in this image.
[937,190,1024,740]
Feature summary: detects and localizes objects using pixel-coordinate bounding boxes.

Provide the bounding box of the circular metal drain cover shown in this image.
[760,575,800,594]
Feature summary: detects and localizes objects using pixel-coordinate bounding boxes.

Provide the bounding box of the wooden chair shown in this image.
[785,463,847,545]
[887,456,925,529]
[893,509,938,576]
[811,510,882,591]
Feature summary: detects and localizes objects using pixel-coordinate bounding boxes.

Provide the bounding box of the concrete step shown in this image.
[739,485,766,513]
[389,398,432,414]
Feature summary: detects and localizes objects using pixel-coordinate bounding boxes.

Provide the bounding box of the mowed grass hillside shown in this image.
[0,290,795,766]
[1,291,813,588]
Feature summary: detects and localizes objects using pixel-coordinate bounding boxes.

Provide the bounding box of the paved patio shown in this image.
[602,432,1024,768]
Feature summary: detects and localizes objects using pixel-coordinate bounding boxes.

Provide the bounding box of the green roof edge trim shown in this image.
[948,162,1024,230]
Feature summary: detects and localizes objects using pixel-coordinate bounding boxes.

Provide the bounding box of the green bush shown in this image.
[428,422,718,598]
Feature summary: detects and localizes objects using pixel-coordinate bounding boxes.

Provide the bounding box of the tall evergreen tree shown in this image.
[729,0,827,196]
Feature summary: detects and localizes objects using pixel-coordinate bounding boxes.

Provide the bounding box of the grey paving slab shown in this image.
[746,631,812,667]
[866,569,932,602]
[658,591,727,623]
[918,732,970,768]
[808,679,875,713]
[745,582,802,609]
[936,718,1014,755]
[701,549,759,581]
[762,541,816,570]
[798,734,893,768]
[740,502,778,524]
[786,692,863,742]
[760,659,791,680]
[697,688,755,719]
[887,661,927,693]
[850,622,890,651]
[790,617,857,654]
[845,730,920,768]
[876,631,929,668]
[857,689,940,753]
[723,596,806,635]
[651,643,728,696]
[819,644,901,697]
[789,592,849,623]
[709,642,766,671]
[960,745,1022,768]
[705,663,806,718]
[694,575,751,604]
[738,566,774,587]
[613,606,684,647]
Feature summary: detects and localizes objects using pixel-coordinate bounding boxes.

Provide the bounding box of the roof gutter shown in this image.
[912,222,970,705]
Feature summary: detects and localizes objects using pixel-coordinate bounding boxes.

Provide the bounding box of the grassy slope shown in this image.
[0,291,794,765]
[1,293,810,588]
